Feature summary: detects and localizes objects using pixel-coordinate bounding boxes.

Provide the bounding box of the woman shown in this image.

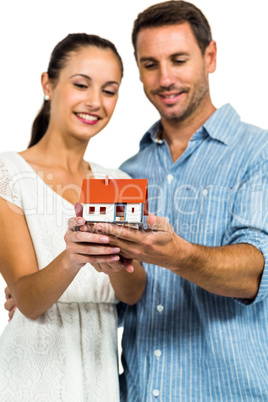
[0,33,146,401]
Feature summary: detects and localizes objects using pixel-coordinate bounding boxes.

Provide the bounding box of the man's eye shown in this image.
[174,59,186,65]
[144,63,157,70]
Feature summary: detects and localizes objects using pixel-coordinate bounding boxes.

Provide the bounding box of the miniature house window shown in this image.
[132,207,135,213]
[89,206,95,214]
[116,205,125,217]
[100,207,106,215]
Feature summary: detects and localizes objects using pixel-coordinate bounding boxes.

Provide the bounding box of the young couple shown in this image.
[1,1,268,401]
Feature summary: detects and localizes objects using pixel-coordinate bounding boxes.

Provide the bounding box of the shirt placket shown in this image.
[147,137,203,401]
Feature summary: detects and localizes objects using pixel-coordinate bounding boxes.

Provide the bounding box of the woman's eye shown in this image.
[103,90,116,96]
[74,83,88,89]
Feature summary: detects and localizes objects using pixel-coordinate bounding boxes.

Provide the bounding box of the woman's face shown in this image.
[44,45,122,142]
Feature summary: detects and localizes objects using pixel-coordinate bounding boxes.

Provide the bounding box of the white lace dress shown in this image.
[0,152,129,402]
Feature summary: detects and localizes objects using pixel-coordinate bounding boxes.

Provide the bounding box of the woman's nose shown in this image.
[85,88,101,110]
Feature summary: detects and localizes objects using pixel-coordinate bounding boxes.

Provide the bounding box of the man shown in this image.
[5,1,268,400]
[92,1,268,400]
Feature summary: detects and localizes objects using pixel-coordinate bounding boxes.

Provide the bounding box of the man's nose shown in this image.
[158,64,174,89]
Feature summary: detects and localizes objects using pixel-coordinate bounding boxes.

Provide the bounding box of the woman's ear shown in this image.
[41,72,52,100]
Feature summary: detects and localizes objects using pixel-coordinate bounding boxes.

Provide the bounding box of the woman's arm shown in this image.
[92,259,146,305]
[0,198,120,320]
[72,203,146,305]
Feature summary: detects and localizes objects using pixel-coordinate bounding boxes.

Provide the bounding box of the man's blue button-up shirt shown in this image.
[119,104,268,401]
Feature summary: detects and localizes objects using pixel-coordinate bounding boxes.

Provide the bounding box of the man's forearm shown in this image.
[94,217,265,300]
[173,241,264,299]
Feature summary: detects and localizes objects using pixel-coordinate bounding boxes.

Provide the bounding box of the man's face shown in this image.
[135,23,216,124]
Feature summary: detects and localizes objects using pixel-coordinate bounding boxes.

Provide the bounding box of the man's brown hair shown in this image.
[132,1,212,56]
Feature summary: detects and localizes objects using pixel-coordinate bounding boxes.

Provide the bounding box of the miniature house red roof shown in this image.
[80,178,149,215]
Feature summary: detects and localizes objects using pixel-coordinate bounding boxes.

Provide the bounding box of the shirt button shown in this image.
[203,189,208,197]
[153,389,160,397]
[157,304,164,312]
[154,349,162,358]
[167,174,173,183]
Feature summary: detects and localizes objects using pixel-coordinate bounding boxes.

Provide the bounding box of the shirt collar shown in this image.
[139,104,241,151]
[139,121,163,151]
[203,104,241,146]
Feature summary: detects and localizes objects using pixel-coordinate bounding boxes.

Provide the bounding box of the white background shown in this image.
[0,0,267,334]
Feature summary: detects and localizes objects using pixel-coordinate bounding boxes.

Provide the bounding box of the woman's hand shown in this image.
[92,256,134,275]
[66,203,133,273]
[64,214,123,271]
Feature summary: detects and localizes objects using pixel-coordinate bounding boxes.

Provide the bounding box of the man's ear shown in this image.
[41,72,52,99]
[205,40,217,74]
[134,52,143,83]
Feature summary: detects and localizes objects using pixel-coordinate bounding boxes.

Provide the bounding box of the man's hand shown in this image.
[94,214,190,270]
[4,286,16,321]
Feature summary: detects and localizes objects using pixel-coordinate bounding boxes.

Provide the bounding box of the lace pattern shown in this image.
[0,160,22,208]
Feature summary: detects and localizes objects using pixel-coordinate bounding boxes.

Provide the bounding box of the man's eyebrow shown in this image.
[139,52,190,63]
[170,52,189,58]
[139,57,157,63]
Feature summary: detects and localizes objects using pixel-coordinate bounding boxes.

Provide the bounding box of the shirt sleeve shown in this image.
[222,156,268,304]
[0,156,23,209]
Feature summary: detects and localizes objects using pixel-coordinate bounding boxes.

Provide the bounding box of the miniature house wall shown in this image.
[79,177,148,224]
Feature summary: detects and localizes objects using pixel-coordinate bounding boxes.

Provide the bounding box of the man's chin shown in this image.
[160,110,188,123]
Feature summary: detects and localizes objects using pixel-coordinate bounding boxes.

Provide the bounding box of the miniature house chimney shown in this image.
[105,175,109,186]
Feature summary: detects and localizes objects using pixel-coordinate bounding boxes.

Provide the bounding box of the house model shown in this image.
[79,176,148,227]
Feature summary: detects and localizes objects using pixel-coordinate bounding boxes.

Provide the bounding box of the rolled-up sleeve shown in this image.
[223,156,268,304]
